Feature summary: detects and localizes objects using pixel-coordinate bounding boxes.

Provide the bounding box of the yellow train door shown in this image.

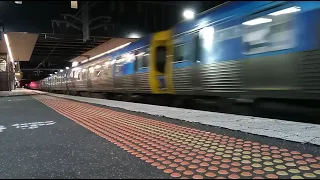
[149,30,175,94]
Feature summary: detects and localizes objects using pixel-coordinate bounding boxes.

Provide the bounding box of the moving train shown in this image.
[31,1,320,110]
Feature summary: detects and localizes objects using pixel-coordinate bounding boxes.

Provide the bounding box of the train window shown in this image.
[242,8,295,55]
[156,46,166,73]
[115,63,122,73]
[135,53,143,69]
[114,57,122,73]
[134,54,139,72]
[104,69,109,76]
[142,53,149,67]
[137,53,148,68]
[174,44,185,62]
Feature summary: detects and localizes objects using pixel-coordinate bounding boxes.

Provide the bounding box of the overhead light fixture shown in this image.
[242,18,272,26]
[4,34,14,62]
[49,74,53,76]
[128,33,140,39]
[269,6,301,16]
[54,72,58,74]
[65,67,70,70]
[60,69,64,72]
[71,1,78,9]
[15,1,22,4]
[183,9,195,20]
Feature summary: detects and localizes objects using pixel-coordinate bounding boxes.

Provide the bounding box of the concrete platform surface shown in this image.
[0,90,319,179]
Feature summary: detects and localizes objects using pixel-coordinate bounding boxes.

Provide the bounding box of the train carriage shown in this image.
[32,1,320,108]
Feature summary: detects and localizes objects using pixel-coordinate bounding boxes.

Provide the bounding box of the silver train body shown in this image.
[33,2,320,105]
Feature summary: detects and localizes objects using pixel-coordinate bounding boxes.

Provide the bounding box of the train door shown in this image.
[150,30,174,94]
[65,69,71,92]
[87,66,94,91]
[190,33,202,93]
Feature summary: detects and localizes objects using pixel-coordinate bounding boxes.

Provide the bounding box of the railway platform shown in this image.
[0,89,319,179]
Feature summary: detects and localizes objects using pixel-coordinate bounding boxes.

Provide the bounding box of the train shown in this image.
[31,1,320,111]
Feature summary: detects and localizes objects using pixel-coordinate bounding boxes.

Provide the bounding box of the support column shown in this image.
[82,1,90,42]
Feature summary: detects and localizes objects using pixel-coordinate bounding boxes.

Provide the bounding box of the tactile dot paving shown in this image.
[34,95,320,179]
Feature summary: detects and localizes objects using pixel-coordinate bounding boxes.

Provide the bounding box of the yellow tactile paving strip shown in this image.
[34,95,320,179]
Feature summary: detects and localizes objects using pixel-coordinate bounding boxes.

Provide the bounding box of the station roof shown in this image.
[0,1,225,82]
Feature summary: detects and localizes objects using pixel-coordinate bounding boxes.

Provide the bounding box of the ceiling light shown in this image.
[269,6,301,16]
[71,1,78,9]
[183,9,195,20]
[242,18,272,26]
[128,33,140,39]
[4,34,14,62]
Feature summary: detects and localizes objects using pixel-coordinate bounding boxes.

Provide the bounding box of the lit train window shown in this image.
[174,44,189,62]
[115,64,121,73]
[115,57,123,73]
[242,6,298,54]
[213,25,242,43]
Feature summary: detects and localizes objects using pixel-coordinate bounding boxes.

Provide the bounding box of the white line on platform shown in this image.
[0,125,6,133]
[31,90,320,146]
